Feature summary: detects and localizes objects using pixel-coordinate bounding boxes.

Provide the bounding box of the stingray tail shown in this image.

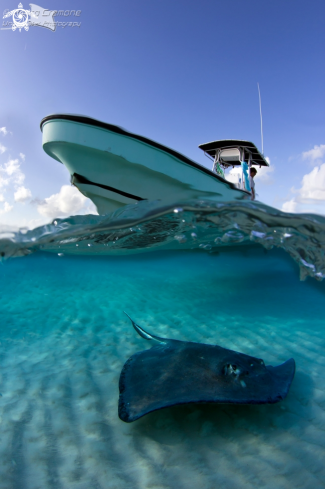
[123,312,166,344]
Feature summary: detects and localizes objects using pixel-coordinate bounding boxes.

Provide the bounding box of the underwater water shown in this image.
[0,199,325,488]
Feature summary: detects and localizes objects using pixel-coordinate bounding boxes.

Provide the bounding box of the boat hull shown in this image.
[41,116,250,214]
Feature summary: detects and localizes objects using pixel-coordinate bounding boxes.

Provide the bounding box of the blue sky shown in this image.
[0,0,324,228]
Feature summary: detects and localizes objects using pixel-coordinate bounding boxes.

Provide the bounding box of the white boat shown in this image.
[41,114,269,214]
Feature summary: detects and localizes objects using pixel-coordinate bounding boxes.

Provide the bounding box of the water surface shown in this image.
[0,199,324,488]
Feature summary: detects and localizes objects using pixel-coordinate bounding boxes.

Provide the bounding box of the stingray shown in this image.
[118,314,295,422]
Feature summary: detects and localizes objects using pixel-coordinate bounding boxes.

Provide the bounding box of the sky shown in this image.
[0,0,324,229]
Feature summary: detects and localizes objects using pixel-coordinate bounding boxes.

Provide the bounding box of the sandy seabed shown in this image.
[0,249,324,489]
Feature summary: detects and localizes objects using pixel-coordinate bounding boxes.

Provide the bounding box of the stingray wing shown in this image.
[118,340,296,423]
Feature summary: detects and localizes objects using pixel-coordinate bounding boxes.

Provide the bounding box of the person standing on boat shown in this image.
[250,167,257,200]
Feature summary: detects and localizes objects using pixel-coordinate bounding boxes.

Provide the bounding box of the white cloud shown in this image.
[302,144,325,164]
[37,185,97,219]
[27,217,53,230]
[0,174,8,189]
[282,160,325,215]
[282,198,298,213]
[227,166,241,185]
[0,202,13,215]
[0,127,8,136]
[299,164,325,201]
[254,157,274,184]
[0,158,25,186]
[14,186,32,203]
[4,202,12,212]
[0,143,7,154]
[0,156,29,217]
[19,153,25,161]
[3,158,20,176]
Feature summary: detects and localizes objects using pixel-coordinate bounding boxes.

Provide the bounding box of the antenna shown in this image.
[257,83,264,154]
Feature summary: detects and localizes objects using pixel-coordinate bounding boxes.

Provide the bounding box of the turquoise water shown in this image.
[0,200,325,488]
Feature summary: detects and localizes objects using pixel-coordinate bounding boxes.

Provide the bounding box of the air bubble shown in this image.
[199,243,212,250]
[174,234,187,243]
[251,231,266,239]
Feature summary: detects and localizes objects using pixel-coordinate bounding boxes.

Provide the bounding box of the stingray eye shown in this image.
[223,364,231,375]
[223,364,239,376]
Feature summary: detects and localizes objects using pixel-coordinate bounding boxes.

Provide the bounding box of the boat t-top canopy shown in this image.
[198,140,269,167]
